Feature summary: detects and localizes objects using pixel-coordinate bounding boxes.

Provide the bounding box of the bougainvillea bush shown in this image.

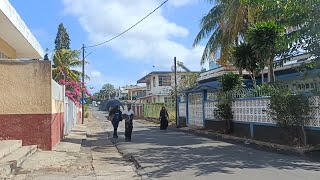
[59,79,92,105]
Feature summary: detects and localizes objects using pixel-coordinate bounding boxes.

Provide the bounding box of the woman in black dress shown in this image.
[159,106,169,130]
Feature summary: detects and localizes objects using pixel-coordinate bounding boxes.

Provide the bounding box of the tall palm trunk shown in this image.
[268,57,275,83]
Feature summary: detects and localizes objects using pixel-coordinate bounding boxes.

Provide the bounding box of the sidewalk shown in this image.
[10,115,140,180]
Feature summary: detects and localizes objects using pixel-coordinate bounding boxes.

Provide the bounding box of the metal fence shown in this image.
[143,103,176,120]
[207,87,272,101]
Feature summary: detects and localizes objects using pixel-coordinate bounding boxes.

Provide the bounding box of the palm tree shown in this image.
[248,21,285,83]
[193,0,253,66]
[52,49,88,82]
[232,43,260,86]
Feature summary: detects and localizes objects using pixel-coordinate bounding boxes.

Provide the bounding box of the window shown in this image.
[153,77,156,87]
[164,97,173,103]
[159,75,171,86]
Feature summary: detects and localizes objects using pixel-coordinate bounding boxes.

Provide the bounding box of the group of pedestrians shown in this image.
[108,105,134,141]
[108,105,169,142]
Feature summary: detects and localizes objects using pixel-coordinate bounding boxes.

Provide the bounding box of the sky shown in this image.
[10,0,211,93]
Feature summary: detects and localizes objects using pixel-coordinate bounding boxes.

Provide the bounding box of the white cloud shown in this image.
[81,65,134,93]
[62,0,204,70]
[168,0,198,7]
[90,71,101,78]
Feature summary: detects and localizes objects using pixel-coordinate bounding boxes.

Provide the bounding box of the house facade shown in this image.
[122,85,147,103]
[137,71,198,103]
[0,1,77,150]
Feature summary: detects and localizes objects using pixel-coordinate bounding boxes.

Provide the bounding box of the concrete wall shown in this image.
[51,80,64,148]
[0,60,64,150]
[204,120,320,145]
[0,37,16,58]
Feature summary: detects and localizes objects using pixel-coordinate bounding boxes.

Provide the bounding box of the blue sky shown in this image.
[10,0,211,93]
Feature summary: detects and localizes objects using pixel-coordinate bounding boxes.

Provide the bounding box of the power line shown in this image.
[85,0,169,48]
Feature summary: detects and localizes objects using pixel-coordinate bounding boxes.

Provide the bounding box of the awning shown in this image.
[183,84,218,93]
[0,0,43,58]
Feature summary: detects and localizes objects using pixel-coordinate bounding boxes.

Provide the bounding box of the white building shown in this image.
[137,71,198,103]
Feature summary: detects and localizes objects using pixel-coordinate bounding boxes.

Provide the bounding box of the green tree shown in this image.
[170,73,200,99]
[193,0,254,66]
[52,49,87,82]
[248,21,285,83]
[54,23,71,50]
[219,72,243,92]
[232,43,260,86]
[245,0,320,61]
[99,84,116,100]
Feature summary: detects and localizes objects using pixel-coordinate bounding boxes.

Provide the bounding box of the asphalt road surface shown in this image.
[92,107,320,180]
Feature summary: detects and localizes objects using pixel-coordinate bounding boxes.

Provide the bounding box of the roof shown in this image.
[137,71,199,83]
[184,84,218,93]
[122,85,146,91]
[0,0,43,58]
[198,54,314,83]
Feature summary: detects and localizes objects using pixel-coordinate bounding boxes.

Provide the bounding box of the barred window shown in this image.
[159,75,171,86]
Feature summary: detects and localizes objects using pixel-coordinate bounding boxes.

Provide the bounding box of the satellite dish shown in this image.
[171,65,184,72]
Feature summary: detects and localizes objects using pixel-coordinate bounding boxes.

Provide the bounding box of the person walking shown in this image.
[159,106,169,130]
[122,105,134,142]
[109,106,122,138]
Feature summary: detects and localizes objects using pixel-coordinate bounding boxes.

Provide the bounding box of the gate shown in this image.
[64,97,77,135]
[188,93,203,127]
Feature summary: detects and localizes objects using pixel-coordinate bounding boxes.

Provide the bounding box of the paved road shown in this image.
[92,108,320,180]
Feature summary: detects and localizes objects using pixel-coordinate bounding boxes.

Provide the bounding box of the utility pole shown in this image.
[174,57,179,127]
[81,44,85,124]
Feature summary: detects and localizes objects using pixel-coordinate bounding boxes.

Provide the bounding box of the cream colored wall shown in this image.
[52,100,64,114]
[0,37,16,58]
[0,60,52,114]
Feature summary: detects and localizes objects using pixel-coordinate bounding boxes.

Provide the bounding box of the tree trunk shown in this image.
[261,70,264,84]
[239,69,243,76]
[301,125,307,146]
[268,58,274,83]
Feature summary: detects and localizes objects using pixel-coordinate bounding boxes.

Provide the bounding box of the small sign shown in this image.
[80,98,87,104]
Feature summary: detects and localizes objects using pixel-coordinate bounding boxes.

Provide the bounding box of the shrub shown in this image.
[268,87,311,146]
[214,101,233,134]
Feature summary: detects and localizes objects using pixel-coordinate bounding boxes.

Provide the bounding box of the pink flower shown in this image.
[59,79,66,85]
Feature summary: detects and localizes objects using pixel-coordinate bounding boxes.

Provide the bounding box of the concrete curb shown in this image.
[109,134,152,180]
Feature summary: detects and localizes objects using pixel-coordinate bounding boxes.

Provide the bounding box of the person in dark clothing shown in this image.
[122,105,134,142]
[109,106,122,138]
[159,106,169,130]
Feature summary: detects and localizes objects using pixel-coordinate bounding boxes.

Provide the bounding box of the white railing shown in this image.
[203,96,320,128]
[306,96,320,127]
[232,98,275,124]
[205,101,218,120]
